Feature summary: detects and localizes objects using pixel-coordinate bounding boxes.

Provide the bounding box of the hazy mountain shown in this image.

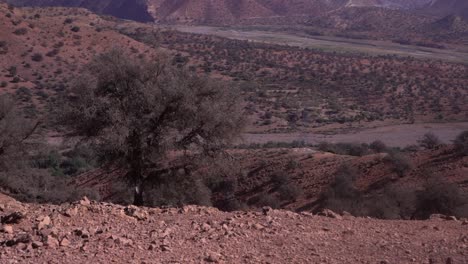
[4,0,154,22]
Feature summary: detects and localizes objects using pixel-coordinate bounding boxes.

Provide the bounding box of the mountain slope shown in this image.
[5,0,439,24]
[425,0,468,19]
[146,0,346,23]
[0,3,158,106]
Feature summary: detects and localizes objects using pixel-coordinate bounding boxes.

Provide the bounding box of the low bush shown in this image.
[384,151,412,177]
[278,183,302,201]
[70,26,80,32]
[454,131,468,156]
[31,145,96,177]
[270,173,289,186]
[0,169,100,204]
[143,172,212,208]
[15,86,32,102]
[64,18,73,24]
[418,132,441,150]
[46,49,59,57]
[414,178,468,219]
[31,53,43,62]
[318,142,370,156]
[13,28,28,35]
[369,140,387,153]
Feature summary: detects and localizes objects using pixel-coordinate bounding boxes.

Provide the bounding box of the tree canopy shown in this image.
[55,50,245,205]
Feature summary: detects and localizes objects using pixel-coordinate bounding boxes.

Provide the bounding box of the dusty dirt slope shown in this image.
[0,194,467,263]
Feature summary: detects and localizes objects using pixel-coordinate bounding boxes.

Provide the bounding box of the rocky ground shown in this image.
[0,194,467,264]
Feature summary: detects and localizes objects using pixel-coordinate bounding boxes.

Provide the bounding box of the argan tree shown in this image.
[54,50,245,205]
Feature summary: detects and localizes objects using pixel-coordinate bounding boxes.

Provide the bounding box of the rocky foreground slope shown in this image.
[0,194,467,263]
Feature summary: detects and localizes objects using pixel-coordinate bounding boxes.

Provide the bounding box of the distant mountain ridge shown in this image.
[4,0,154,22]
[4,0,467,24]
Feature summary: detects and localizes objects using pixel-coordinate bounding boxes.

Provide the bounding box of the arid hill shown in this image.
[0,3,159,113]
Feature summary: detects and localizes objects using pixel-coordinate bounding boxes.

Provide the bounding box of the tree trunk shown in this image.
[133,182,144,206]
[129,130,144,206]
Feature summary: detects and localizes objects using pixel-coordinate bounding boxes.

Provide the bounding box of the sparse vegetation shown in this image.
[322,166,468,220]
[12,28,28,35]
